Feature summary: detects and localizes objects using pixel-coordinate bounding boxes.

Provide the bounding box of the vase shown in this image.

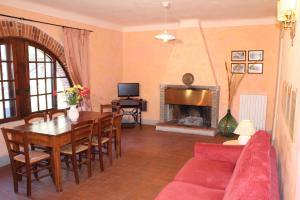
[68,105,79,122]
[218,109,238,137]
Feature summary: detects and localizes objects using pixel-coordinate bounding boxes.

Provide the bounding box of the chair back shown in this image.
[100,104,120,114]
[24,112,47,124]
[70,120,94,153]
[113,114,122,129]
[1,128,30,164]
[98,113,113,137]
[49,109,67,120]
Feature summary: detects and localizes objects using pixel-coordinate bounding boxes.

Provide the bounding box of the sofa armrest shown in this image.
[194,143,244,164]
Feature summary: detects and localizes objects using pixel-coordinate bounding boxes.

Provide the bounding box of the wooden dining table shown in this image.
[10,111,111,192]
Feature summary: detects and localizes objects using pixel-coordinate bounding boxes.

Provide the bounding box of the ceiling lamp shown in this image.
[155,1,176,42]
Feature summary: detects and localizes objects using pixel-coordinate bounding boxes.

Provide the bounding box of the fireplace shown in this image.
[156,85,220,136]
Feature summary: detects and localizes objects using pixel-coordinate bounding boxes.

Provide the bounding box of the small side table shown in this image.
[223,140,240,145]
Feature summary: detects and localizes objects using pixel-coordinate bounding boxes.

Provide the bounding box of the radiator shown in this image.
[239,95,267,130]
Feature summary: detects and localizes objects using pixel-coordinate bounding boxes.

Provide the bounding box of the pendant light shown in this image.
[155,1,176,42]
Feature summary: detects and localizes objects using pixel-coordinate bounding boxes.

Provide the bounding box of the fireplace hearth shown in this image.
[156,84,220,136]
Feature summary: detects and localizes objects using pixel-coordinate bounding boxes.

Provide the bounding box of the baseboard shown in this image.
[142,119,159,125]
[0,155,9,167]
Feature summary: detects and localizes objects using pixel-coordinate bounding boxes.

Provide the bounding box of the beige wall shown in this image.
[273,1,300,199]
[123,25,280,130]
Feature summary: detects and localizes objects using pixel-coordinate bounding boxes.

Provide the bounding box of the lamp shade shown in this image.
[277,0,297,21]
[234,120,256,136]
[155,30,176,42]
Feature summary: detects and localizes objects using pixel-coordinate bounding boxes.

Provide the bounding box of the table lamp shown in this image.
[234,120,256,145]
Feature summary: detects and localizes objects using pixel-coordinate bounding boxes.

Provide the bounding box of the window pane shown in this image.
[31,96,38,112]
[56,62,67,77]
[28,46,36,61]
[2,62,8,80]
[2,62,14,80]
[57,78,70,92]
[47,94,53,109]
[5,100,16,118]
[0,45,7,61]
[38,79,46,94]
[29,63,36,79]
[30,80,37,95]
[57,92,67,109]
[3,82,15,99]
[0,83,2,100]
[46,79,52,93]
[39,95,46,110]
[0,101,3,119]
[46,63,52,77]
[45,54,52,62]
[37,63,45,78]
[36,49,44,62]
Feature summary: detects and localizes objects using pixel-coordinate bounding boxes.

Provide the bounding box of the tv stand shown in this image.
[112,98,147,127]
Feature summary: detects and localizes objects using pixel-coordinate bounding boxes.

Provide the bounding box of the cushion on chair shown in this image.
[60,144,88,154]
[175,158,235,190]
[90,136,109,146]
[14,151,50,163]
[223,131,272,200]
[155,181,224,200]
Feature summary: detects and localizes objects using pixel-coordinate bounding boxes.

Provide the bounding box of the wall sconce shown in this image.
[277,0,297,46]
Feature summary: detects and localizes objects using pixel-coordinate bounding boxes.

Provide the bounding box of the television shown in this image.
[118,83,139,98]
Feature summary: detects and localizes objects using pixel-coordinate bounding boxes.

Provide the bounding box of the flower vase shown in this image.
[218,109,238,137]
[68,105,79,122]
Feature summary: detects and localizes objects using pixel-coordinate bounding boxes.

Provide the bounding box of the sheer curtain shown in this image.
[63,28,91,110]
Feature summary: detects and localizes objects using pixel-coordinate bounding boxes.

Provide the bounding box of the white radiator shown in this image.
[239,95,267,130]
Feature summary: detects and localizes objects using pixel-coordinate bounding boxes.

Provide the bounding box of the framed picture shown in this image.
[231,63,246,74]
[248,63,263,74]
[231,50,246,61]
[248,50,264,61]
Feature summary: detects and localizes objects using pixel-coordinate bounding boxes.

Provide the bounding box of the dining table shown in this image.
[10,111,111,192]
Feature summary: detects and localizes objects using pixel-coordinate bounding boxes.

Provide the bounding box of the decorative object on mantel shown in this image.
[277,0,297,46]
[64,84,90,121]
[234,120,256,144]
[154,1,176,42]
[182,73,194,86]
[218,62,245,137]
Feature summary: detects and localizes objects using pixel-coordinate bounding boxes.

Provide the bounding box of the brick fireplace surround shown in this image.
[157,84,220,136]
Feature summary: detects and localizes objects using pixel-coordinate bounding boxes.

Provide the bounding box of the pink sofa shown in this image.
[155,131,279,200]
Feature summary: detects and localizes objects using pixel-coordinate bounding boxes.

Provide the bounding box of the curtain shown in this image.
[63,28,91,110]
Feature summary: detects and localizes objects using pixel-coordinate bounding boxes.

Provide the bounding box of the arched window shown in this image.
[0,38,72,123]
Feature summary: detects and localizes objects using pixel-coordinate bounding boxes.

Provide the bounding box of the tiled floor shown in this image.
[0,125,231,200]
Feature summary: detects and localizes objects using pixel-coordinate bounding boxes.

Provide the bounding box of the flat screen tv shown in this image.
[118,83,139,98]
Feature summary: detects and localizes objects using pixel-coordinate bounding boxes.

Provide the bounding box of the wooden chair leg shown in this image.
[87,149,92,178]
[108,141,113,166]
[71,155,80,184]
[26,164,31,197]
[98,144,104,171]
[11,164,18,193]
[78,153,82,170]
[64,155,70,168]
[49,157,55,184]
[33,164,39,181]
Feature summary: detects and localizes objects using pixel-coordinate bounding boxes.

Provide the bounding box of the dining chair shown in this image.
[1,128,53,197]
[60,120,94,184]
[24,112,49,152]
[112,114,123,158]
[49,109,67,120]
[100,104,121,114]
[91,113,113,171]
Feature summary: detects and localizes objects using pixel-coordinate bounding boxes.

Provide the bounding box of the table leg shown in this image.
[52,145,63,192]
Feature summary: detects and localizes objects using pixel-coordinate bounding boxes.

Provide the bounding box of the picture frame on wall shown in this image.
[231,63,246,74]
[231,50,246,61]
[248,50,264,61]
[248,63,263,74]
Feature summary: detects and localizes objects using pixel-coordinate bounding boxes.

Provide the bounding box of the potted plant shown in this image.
[218,62,245,137]
[64,84,89,121]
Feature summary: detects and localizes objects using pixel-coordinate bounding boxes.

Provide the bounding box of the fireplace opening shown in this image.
[169,105,211,128]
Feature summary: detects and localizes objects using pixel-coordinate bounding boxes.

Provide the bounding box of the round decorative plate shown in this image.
[182,73,194,86]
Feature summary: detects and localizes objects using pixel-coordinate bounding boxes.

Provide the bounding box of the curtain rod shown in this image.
[0,13,93,32]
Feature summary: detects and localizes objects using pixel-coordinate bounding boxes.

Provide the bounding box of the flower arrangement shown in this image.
[64,84,90,106]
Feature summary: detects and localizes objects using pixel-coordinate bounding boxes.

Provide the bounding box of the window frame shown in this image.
[0,37,72,124]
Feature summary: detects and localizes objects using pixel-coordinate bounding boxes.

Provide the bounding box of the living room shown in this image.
[0,0,299,199]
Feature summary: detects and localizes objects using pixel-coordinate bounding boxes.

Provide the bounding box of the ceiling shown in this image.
[8,0,276,26]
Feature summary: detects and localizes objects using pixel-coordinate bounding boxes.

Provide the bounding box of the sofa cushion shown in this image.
[223,131,272,200]
[175,158,235,190]
[155,181,224,200]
